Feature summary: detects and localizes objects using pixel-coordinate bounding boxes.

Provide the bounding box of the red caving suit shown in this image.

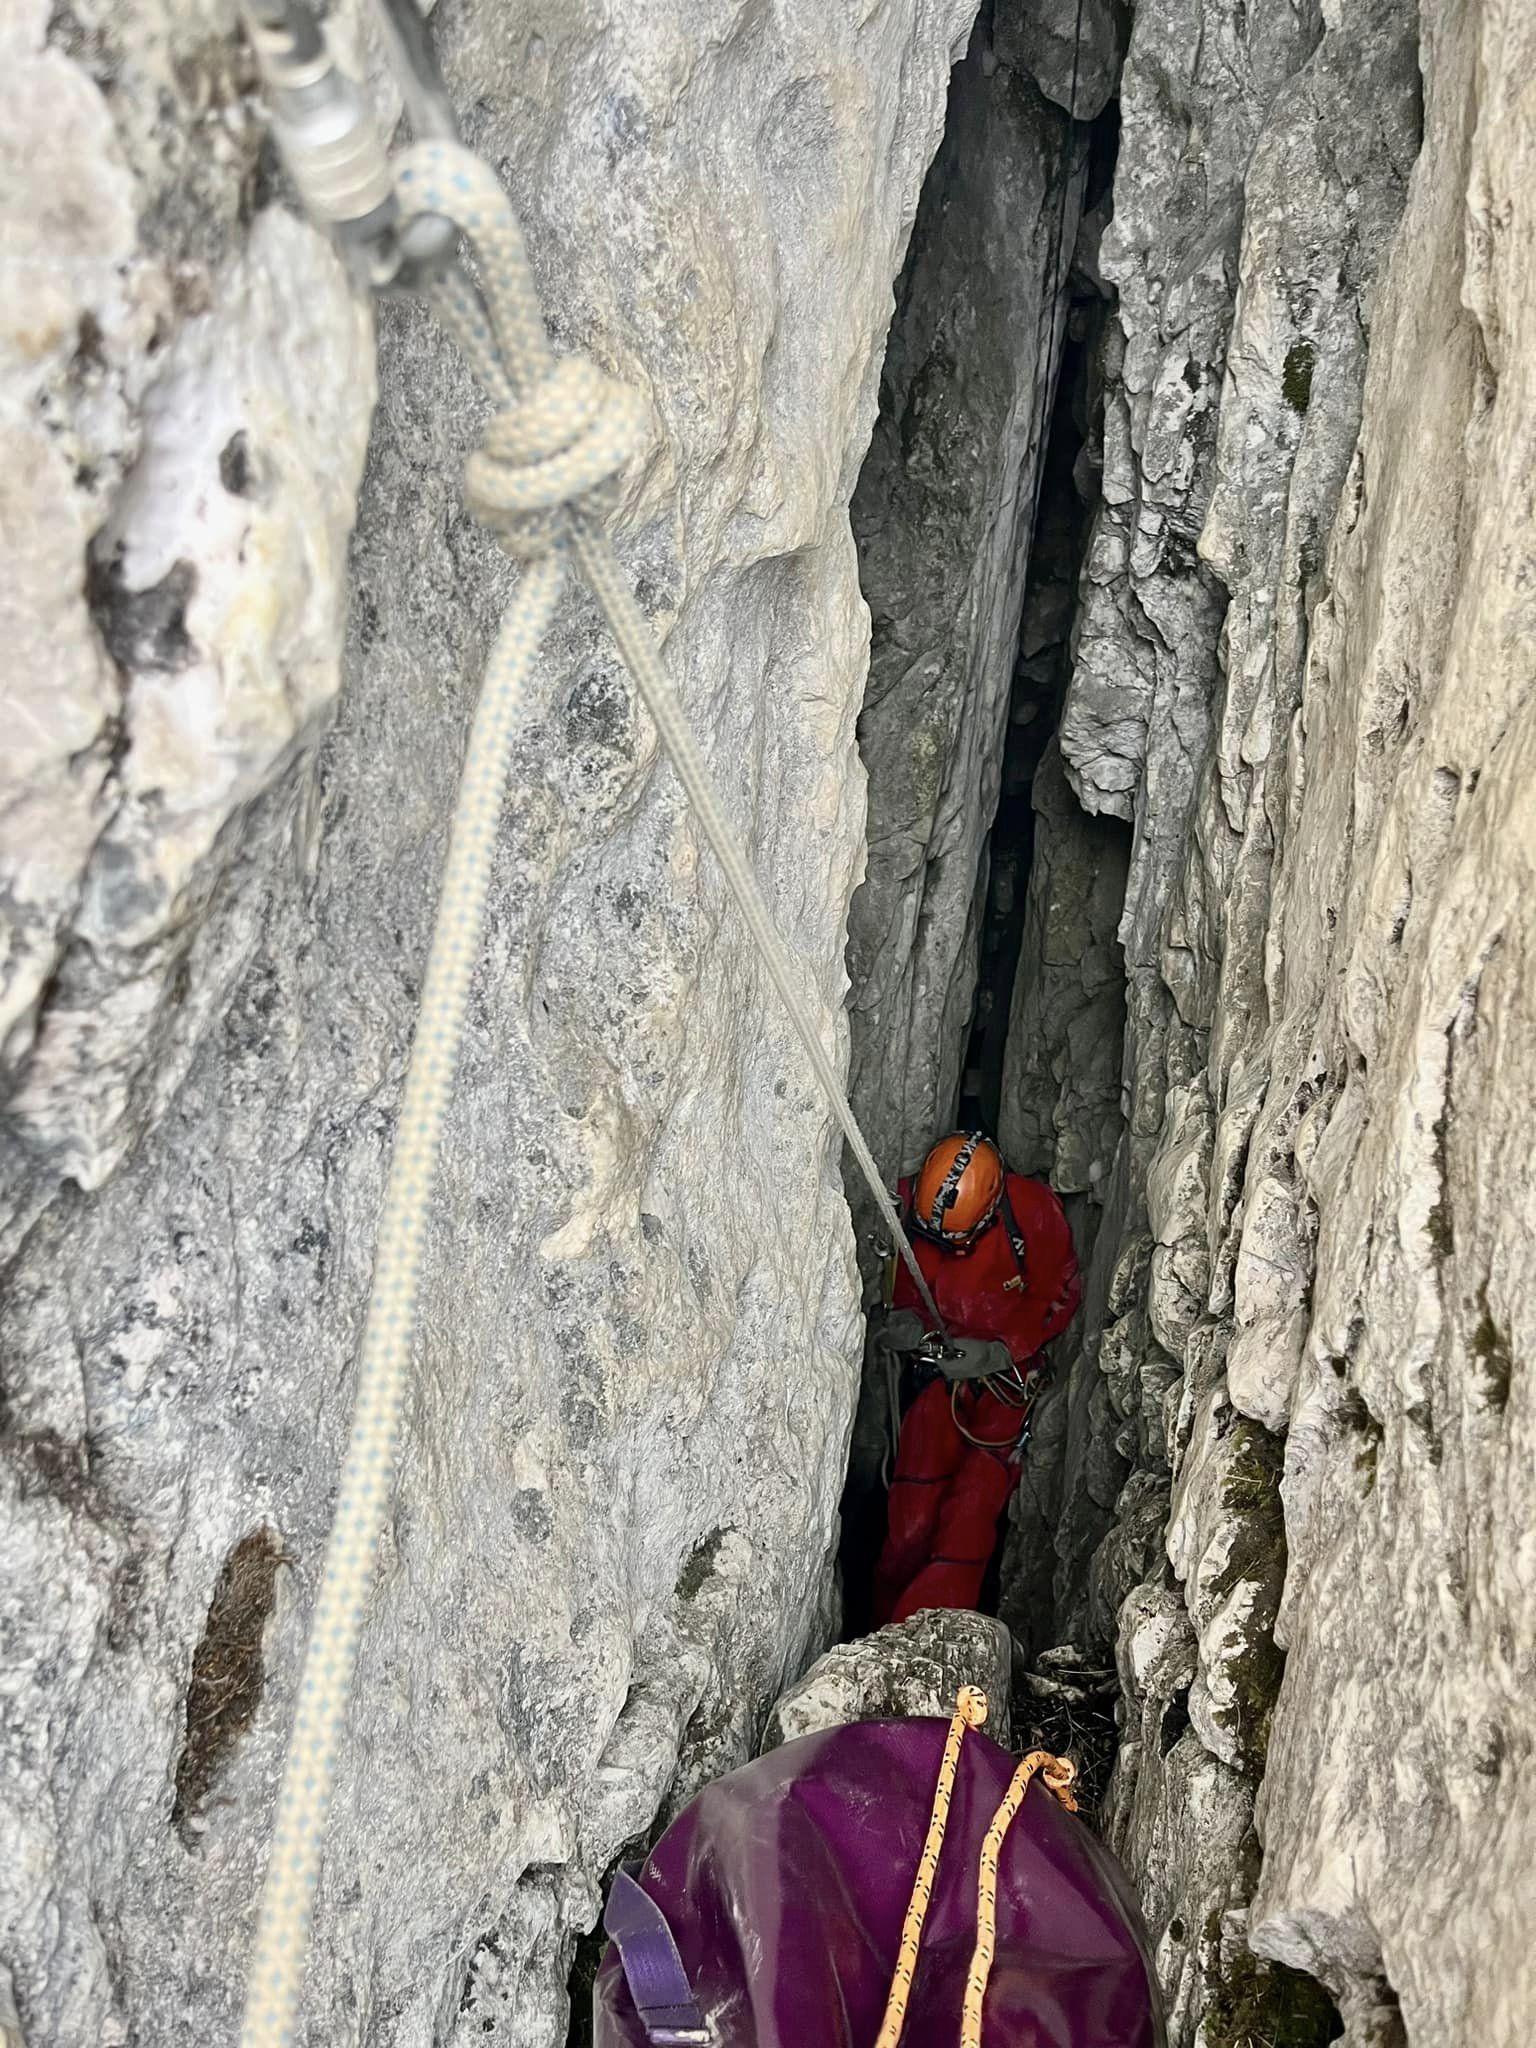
[874,1173,1080,1626]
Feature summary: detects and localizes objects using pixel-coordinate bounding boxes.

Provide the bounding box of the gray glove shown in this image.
[869,1306,929,1354]
[931,1336,1015,1383]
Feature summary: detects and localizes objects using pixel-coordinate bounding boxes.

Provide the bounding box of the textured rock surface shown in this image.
[0,0,377,1250]
[998,739,1127,1192]
[0,2,979,2042]
[847,13,1087,1208]
[992,0,1128,123]
[1051,0,1536,2037]
[762,1607,1011,1750]
[1235,3,1536,2034]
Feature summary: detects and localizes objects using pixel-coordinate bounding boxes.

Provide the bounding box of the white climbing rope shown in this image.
[239,136,945,2047]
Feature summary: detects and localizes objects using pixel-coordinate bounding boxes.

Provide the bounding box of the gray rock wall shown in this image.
[999,738,1128,1194]
[846,11,1093,1206]
[0,2,980,2042]
[1058,0,1536,2038]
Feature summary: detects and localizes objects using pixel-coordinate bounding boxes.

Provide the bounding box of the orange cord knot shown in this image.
[1030,1748,1080,1814]
[956,1685,989,1730]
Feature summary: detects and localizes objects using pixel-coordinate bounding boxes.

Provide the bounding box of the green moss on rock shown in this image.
[1203,1916,1342,2048]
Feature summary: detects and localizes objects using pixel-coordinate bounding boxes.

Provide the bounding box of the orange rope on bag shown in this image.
[962,1749,1079,2047]
[873,1686,988,2048]
[874,1688,1078,2048]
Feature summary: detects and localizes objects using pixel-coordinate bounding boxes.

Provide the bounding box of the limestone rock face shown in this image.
[0,2,978,2042]
[847,15,1085,1205]
[762,1608,1011,1751]
[1232,3,1536,2035]
[1063,0,1536,2036]
[998,739,1128,1195]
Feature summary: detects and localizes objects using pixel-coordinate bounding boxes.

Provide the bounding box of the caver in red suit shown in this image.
[873,1135,1080,1625]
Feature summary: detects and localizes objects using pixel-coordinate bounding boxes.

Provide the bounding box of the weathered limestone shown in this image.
[1235,3,1536,2036]
[999,739,1128,1194]
[763,1607,1011,1750]
[846,12,1088,1206]
[1059,0,1536,2036]
[0,2,979,2042]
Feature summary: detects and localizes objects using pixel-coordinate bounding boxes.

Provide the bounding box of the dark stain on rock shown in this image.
[1337,1384,1385,1489]
[1406,1397,1442,1466]
[1474,1723,1505,1781]
[173,1527,285,1841]
[9,1426,102,1516]
[74,310,107,374]
[289,1217,329,1259]
[511,1488,554,1544]
[239,132,285,225]
[86,544,198,675]
[1159,1689,1192,1757]
[1281,339,1316,416]
[5,1428,150,1648]
[46,0,121,88]
[219,430,256,497]
[1472,1295,1513,1413]
[675,1525,732,1602]
[564,664,632,753]
[1426,1103,1454,1262]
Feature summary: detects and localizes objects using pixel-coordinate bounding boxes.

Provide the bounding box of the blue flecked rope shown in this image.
[239,139,943,2047]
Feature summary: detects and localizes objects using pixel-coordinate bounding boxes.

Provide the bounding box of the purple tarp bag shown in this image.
[594,1712,1166,2046]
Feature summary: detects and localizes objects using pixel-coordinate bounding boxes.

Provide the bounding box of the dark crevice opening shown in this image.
[836,63,1123,1645]
[957,227,1116,1136]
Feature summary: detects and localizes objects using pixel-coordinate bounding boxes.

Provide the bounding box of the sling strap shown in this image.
[604,1872,710,2046]
[997,1181,1029,1290]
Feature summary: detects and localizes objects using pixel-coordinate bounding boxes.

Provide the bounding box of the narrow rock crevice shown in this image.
[838,0,1138,1687]
[838,5,1131,1661]
[844,5,1118,1242]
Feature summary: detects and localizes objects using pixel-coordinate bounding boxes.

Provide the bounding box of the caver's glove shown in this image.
[930,1336,1016,1383]
[868,1306,929,1353]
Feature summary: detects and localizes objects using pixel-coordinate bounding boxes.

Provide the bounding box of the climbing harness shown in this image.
[949,1368,1038,1455]
[872,1687,1077,2048]
[237,5,948,2042]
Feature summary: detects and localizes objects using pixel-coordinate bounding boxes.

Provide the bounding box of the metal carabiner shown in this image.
[241,0,459,292]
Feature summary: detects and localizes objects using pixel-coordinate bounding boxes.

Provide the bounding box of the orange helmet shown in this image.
[912,1132,1005,1248]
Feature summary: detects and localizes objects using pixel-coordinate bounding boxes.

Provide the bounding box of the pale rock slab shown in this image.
[763,1607,1012,1751]
[0,2,978,2043]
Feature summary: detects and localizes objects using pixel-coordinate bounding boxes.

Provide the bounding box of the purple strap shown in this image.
[603,1871,710,2045]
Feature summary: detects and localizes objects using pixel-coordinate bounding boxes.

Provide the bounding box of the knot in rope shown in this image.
[466,355,648,560]
[393,138,649,560]
[956,1684,989,1730]
[1034,1749,1080,1813]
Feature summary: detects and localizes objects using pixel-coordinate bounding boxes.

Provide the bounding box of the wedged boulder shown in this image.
[763,1610,1013,1751]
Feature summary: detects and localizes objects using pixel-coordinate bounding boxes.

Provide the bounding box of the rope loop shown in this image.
[466,356,648,559]
[394,138,649,559]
